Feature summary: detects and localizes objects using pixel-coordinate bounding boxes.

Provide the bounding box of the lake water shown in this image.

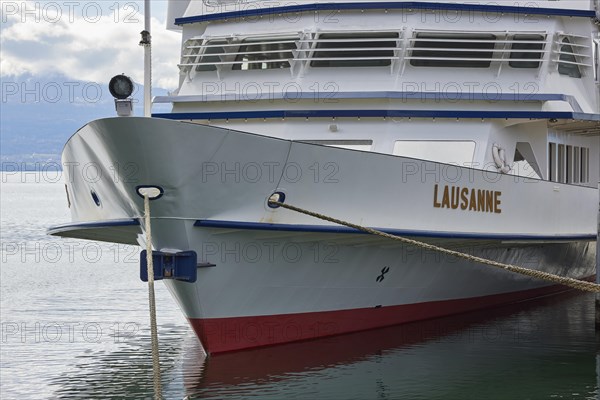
[1,172,598,399]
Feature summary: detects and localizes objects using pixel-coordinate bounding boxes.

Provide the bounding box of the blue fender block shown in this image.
[140,250,198,283]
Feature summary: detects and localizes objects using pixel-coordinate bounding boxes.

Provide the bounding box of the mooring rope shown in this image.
[143,194,162,399]
[268,200,600,293]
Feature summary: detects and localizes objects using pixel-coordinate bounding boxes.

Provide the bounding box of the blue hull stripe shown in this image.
[194,220,595,242]
[48,219,140,235]
[153,110,600,122]
[48,219,595,241]
[176,2,596,24]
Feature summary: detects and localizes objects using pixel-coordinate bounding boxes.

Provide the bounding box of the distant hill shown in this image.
[0,74,170,168]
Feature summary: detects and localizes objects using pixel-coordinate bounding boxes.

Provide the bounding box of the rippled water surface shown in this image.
[1,173,598,399]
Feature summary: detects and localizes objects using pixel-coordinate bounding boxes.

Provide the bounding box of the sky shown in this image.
[0,1,184,162]
[1,0,182,90]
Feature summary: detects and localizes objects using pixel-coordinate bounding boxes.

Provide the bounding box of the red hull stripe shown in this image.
[189,282,588,354]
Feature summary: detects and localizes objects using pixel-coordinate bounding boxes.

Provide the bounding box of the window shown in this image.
[566,145,572,184]
[581,147,589,183]
[410,33,496,68]
[557,144,565,182]
[195,40,227,72]
[393,141,476,165]
[548,142,590,184]
[548,142,557,181]
[310,32,399,68]
[558,38,582,78]
[233,38,296,70]
[511,142,541,179]
[594,39,599,81]
[509,34,545,69]
[573,146,580,184]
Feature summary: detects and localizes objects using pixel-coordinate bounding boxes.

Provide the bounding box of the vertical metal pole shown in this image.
[143,0,152,117]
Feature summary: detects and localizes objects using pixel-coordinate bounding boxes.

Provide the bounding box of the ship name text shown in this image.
[433,184,502,214]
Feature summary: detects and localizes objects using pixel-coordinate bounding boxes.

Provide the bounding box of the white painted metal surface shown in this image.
[50,0,600,351]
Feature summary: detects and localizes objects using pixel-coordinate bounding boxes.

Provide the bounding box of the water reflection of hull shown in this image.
[181,291,594,396]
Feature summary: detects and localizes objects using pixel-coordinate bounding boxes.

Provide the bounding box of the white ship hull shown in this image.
[50,117,597,353]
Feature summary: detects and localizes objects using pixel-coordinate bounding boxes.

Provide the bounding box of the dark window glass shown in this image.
[509,34,545,69]
[233,38,296,70]
[196,41,227,72]
[410,33,496,68]
[311,32,399,68]
[558,38,582,78]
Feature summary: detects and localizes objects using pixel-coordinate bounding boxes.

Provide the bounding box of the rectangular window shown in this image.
[548,142,557,182]
[581,147,589,183]
[565,145,572,184]
[410,33,496,68]
[195,40,227,72]
[594,39,599,81]
[558,38,582,78]
[509,34,545,69]
[393,141,476,165]
[233,38,297,70]
[573,146,580,184]
[310,32,399,68]
[557,144,565,183]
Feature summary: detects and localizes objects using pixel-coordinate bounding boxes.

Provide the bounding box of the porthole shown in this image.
[91,190,101,207]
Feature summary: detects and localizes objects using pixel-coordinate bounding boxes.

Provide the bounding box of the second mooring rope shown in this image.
[144,194,162,399]
[268,200,600,293]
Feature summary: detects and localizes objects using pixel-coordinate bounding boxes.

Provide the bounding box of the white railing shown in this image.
[202,0,249,5]
[177,29,596,79]
[405,33,549,66]
[554,33,594,68]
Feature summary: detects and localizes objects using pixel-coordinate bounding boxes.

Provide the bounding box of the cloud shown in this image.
[0,1,181,90]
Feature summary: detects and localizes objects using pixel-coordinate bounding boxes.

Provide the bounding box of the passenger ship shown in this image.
[50,0,600,354]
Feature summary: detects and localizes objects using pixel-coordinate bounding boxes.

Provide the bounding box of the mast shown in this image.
[140,0,152,117]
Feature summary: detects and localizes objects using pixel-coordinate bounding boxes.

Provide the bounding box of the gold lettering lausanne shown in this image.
[494,191,502,214]
[477,190,485,212]
[433,184,441,208]
[433,185,502,214]
[485,191,494,212]
[450,186,460,209]
[441,186,450,209]
[460,188,469,210]
[469,189,477,211]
